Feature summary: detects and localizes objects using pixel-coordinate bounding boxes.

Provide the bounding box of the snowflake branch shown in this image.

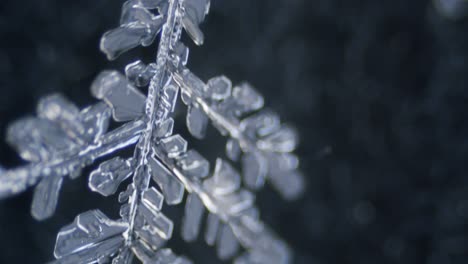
[150,135,291,263]
[0,118,145,200]
[173,68,305,200]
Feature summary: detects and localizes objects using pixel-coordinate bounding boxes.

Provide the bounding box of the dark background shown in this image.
[0,0,468,263]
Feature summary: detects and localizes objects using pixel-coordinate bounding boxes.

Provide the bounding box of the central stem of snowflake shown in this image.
[126,0,182,244]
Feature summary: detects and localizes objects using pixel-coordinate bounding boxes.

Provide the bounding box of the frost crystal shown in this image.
[0,0,305,263]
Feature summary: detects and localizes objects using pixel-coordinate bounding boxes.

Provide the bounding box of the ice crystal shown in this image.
[0,0,305,263]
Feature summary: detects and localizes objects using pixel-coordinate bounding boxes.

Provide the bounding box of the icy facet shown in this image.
[216,190,255,215]
[229,215,264,249]
[160,134,188,158]
[232,83,264,114]
[120,203,131,220]
[226,139,241,161]
[118,184,134,203]
[89,157,134,196]
[142,187,164,212]
[121,1,157,26]
[206,76,232,101]
[217,224,240,260]
[153,117,174,139]
[54,210,127,258]
[100,2,165,60]
[125,60,146,80]
[149,155,184,205]
[138,203,174,240]
[125,60,157,87]
[240,110,281,138]
[181,16,204,45]
[270,170,304,201]
[101,24,152,60]
[243,207,260,220]
[37,94,79,120]
[163,84,180,113]
[204,158,240,196]
[91,70,146,122]
[181,89,192,105]
[135,225,166,250]
[6,117,75,162]
[186,104,208,139]
[230,218,292,264]
[31,174,63,220]
[177,149,210,178]
[181,0,210,45]
[242,153,268,190]
[53,236,124,264]
[131,240,155,263]
[257,126,298,153]
[270,153,299,171]
[173,42,190,67]
[182,193,205,242]
[80,103,112,143]
[37,94,85,143]
[180,69,206,97]
[205,213,220,246]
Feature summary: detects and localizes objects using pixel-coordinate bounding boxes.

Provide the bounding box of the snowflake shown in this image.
[0,0,304,263]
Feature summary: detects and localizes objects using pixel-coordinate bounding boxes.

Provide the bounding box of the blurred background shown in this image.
[0,0,468,263]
